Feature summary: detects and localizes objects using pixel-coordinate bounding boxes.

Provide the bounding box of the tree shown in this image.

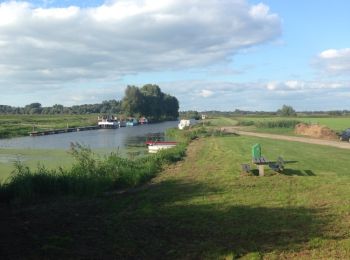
[277,105,296,117]
[121,85,144,116]
[24,103,42,114]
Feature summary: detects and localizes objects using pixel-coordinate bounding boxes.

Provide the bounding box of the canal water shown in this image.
[0,121,179,150]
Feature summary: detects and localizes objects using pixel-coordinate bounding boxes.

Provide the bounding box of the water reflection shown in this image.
[0,121,178,149]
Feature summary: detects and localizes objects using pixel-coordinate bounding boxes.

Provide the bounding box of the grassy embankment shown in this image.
[0,114,98,138]
[1,125,350,258]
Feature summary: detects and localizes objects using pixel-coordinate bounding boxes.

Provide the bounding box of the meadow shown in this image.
[205,116,350,136]
[1,126,350,259]
[0,114,98,138]
[236,116,350,132]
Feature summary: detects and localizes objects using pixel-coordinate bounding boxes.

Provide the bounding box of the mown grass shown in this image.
[1,131,350,258]
[0,114,98,138]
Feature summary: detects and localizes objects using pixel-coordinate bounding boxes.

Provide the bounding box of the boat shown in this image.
[139,117,148,124]
[145,141,177,153]
[118,120,126,127]
[98,115,119,128]
[178,119,191,130]
[126,118,139,126]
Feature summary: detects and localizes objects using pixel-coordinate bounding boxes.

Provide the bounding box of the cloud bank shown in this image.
[0,0,281,89]
[315,48,350,76]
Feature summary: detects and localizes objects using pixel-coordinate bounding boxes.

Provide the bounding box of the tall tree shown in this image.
[121,85,144,116]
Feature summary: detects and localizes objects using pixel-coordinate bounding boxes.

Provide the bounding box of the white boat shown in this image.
[146,141,177,153]
[98,115,119,128]
[178,119,191,130]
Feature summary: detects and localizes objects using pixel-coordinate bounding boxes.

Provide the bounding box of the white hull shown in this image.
[148,144,176,153]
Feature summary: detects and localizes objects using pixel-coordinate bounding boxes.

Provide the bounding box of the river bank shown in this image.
[0,114,98,139]
[1,131,350,259]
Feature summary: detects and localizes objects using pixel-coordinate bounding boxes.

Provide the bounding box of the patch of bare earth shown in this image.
[294,123,338,140]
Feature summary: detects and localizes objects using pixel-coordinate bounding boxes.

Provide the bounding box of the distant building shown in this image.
[201,114,207,120]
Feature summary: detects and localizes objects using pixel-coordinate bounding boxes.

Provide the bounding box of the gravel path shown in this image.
[221,127,350,150]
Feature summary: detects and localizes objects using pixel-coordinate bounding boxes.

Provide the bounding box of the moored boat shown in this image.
[139,117,148,124]
[146,141,177,153]
[98,115,119,128]
[126,118,139,126]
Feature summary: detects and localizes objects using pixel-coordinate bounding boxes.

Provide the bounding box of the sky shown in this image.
[0,0,349,111]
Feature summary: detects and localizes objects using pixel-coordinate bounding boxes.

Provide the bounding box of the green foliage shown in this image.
[277,105,297,117]
[0,141,187,203]
[238,119,300,128]
[238,120,255,126]
[121,84,179,121]
[179,110,200,120]
[255,120,301,128]
[0,100,122,115]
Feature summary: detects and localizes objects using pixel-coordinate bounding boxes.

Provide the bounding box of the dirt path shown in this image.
[221,126,350,150]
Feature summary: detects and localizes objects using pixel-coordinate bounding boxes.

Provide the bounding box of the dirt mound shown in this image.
[294,123,338,140]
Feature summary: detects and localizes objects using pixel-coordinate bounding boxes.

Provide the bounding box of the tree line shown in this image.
[0,84,179,121]
[0,100,122,115]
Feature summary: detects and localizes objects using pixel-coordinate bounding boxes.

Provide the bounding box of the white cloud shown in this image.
[265,80,347,92]
[0,0,281,90]
[199,89,214,98]
[315,48,350,75]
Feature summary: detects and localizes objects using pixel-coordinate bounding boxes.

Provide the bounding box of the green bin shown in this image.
[252,143,261,160]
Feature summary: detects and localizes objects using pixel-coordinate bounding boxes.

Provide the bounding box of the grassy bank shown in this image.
[1,131,350,258]
[0,126,226,202]
[0,114,98,138]
[0,141,188,202]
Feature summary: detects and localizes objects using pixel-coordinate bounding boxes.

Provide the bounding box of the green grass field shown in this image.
[237,116,350,132]
[0,114,98,138]
[2,133,349,258]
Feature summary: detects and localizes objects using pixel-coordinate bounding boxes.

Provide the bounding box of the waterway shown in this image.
[0,121,179,179]
[0,121,178,149]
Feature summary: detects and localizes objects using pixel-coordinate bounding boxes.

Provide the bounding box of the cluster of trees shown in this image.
[121,84,179,121]
[0,84,179,121]
[0,101,122,115]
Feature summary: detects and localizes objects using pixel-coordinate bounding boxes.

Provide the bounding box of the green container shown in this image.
[252,143,261,160]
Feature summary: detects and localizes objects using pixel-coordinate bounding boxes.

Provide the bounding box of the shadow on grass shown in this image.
[109,180,329,259]
[1,179,329,259]
[282,169,316,176]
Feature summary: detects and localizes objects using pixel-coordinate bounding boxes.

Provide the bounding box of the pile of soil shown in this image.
[294,123,338,140]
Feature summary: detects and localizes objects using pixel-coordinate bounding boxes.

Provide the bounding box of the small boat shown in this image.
[139,117,148,124]
[118,120,126,127]
[98,115,119,128]
[178,119,191,130]
[145,141,177,153]
[126,118,139,126]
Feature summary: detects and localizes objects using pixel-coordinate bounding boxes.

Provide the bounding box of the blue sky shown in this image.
[0,0,349,111]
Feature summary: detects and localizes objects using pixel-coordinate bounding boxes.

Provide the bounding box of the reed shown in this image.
[0,140,187,203]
